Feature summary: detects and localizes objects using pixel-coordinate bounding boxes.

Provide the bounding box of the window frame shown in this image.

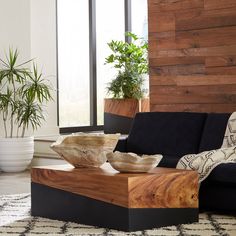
[56,0,132,134]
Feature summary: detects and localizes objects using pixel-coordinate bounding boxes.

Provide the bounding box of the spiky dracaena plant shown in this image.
[0,48,53,138]
[105,32,148,99]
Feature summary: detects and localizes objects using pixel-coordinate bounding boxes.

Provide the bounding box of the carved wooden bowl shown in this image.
[51,133,120,168]
[107,151,163,173]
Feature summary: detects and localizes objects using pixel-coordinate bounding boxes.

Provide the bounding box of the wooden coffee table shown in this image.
[31,163,198,231]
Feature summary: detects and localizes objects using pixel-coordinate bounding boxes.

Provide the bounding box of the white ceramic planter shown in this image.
[0,136,34,172]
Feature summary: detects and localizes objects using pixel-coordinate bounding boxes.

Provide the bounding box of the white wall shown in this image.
[30,0,59,136]
[0,0,59,137]
[0,0,31,59]
[0,0,31,138]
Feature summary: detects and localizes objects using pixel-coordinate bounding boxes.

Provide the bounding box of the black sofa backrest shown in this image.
[199,113,231,152]
[126,112,207,156]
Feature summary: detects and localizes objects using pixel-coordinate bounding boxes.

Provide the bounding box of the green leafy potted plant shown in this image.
[0,48,53,172]
[104,32,149,134]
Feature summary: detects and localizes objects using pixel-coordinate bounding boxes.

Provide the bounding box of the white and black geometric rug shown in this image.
[0,194,236,236]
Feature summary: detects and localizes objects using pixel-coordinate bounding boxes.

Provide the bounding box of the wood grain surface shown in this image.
[148,0,236,113]
[31,163,198,209]
[104,98,149,118]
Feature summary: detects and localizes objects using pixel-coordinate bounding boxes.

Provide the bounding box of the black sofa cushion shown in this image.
[205,163,236,185]
[158,155,181,168]
[199,182,236,211]
[199,113,230,152]
[126,112,207,156]
[114,136,128,152]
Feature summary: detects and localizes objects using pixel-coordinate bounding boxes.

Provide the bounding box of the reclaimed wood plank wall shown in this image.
[148,0,236,113]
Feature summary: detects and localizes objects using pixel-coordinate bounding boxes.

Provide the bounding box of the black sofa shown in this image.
[115,111,236,212]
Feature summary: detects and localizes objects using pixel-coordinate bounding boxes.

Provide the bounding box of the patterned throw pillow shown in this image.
[177,146,236,183]
[222,112,236,148]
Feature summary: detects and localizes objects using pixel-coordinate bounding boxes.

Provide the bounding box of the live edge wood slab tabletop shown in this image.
[31,163,199,232]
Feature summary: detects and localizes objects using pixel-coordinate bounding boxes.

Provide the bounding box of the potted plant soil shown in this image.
[0,48,53,172]
[104,32,149,134]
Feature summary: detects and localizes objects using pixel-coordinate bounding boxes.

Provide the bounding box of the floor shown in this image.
[0,171,30,195]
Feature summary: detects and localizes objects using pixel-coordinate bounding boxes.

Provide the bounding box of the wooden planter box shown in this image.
[104,98,150,134]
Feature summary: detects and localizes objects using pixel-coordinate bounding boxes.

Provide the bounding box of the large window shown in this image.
[131,0,148,40]
[96,1,125,125]
[57,0,90,128]
[57,0,148,133]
